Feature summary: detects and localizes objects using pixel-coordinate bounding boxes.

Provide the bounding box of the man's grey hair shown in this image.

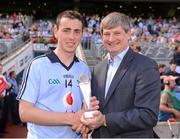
[100,12,131,35]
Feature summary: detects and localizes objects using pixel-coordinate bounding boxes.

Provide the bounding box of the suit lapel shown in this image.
[98,60,108,107]
[103,48,134,109]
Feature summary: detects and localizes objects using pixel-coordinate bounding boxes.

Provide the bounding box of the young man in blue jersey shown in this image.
[17,10,99,138]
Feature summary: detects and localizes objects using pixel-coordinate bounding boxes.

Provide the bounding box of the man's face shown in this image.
[169,80,176,89]
[54,17,83,54]
[159,67,165,73]
[101,26,131,57]
[170,64,176,72]
[11,72,16,78]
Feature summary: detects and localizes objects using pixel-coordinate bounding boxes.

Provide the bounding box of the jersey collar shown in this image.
[46,51,79,70]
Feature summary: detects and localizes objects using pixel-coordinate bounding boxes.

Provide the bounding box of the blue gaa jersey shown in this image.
[17,51,91,138]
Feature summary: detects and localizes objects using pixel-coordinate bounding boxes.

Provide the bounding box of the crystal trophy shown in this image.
[79,74,93,118]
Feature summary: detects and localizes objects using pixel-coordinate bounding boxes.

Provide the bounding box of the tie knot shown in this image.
[108,58,114,66]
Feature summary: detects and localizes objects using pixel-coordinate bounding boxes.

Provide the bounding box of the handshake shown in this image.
[71,96,106,138]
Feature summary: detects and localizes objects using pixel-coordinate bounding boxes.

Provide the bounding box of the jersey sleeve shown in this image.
[17,60,40,104]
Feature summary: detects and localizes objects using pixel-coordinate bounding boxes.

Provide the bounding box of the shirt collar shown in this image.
[117,47,129,60]
[46,50,79,63]
[108,47,129,65]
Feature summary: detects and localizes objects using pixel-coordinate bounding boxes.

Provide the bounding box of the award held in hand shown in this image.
[79,74,93,118]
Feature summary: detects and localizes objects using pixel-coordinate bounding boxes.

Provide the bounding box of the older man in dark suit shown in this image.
[81,12,161,138]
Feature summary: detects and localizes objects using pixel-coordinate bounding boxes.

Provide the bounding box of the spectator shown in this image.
[132,45,143,54]
[0,64,11,134]
[159,76,180,121]
[159,64,166,90]
[8,71,21,125]
[172,45,180,73]
[165,59,180,77]
[159,64,166,76]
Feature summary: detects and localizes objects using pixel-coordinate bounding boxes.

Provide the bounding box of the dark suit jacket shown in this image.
[91,48,161,138]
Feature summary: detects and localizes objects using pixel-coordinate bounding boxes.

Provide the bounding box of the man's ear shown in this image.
[127,30,131,41]
[127,30,131,38]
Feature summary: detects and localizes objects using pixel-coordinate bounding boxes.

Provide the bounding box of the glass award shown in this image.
[79,74,93,118]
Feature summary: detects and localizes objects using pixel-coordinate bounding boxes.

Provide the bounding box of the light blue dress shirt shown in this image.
[105,47,129,98]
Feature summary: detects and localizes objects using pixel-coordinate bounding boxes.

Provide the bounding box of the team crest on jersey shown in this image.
[48,79,61,84]
[63,91,74,112]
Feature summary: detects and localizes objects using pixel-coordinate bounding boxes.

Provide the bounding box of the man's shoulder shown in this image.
[32,54,48,63]
[29,54,49,67]
[134,52,158,67]
[25,54,49,74]
[76,58,90,69]
[134,52,153,61]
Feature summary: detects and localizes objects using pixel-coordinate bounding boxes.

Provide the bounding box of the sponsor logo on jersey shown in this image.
[63,91,75,112]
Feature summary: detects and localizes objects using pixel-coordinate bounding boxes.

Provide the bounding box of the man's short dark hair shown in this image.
[169,59,176,65]
[9,71,15,78]
[56,10,84,29]
[158,64,165,68]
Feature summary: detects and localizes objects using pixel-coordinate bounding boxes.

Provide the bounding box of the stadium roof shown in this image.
[80,0,179,1]
[0,0,179,18]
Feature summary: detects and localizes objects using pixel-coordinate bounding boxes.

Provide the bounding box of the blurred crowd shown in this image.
[0,12,32,59]
[0,12,31,40]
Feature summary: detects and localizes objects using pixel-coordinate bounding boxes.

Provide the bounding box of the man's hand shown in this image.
[71,109,90,135]
[90,96,99,111]
[82,96,99,111]
[81,110,106,130]
[71,123,89,134]
[71,96,99,134]
[172,108,180,119]
[71,109,84,126]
